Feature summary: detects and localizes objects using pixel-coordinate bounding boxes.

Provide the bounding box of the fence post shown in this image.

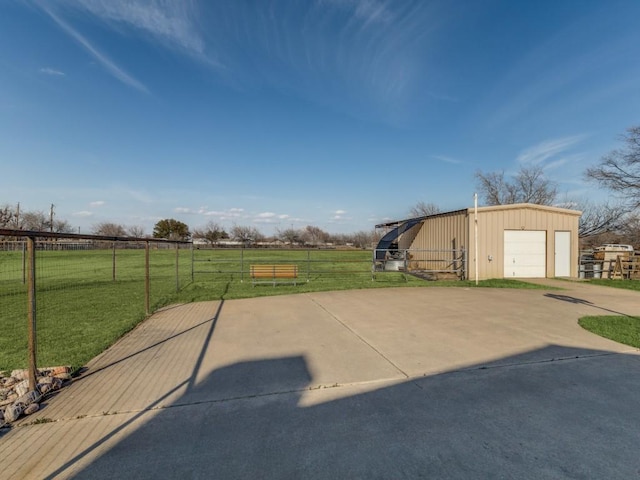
[175,243,179,292]
[112,241,116,281]
[241,247,244,283]
[145,241,150,315]
[27,237,37,392]
[307,249,310,283]
[462,248,467,280]
[371,249,376,281]
[191,244,194,282]
[22,240,26,285]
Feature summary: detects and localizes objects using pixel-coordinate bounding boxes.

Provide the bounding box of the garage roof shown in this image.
[376,203,581,228]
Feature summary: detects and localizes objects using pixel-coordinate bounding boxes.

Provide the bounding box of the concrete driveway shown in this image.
[2,280,640,479]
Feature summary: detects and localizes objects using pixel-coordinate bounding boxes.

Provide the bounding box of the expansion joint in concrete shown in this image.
[307,296,409,379]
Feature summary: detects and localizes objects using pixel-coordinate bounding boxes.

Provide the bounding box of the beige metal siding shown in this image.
[394,203,580,280]
[398,223,422,250]
[468,204,580,280]
[407,211,468,274]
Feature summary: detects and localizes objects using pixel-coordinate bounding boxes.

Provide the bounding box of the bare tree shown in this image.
[574,200,628,238]
[475,166,557,206]
[349,230,380,248]
[193,221,228,245]
[329,233,347,246]
[557,197,626,238]
[0,205,15,227]
[21,211,50,231]
[128,225,146,238]
[302,225,329,246]
[53,219,75,234]
[618,213,640,247]
[585,126,640,208]
[93,222,127,237]
[277,227,302,245]
[409,201,440,217]
[230,225,263,246]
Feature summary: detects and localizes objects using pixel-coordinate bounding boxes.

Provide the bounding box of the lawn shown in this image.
[1,247,552,372]
[579,279,640,347]
[0,247,192,372]
[586,278,640,292]
[579,315,640,348]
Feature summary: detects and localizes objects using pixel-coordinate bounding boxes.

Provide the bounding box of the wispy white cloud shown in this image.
[252,212,304,225]
[516,134,587,167]
[39,67,65,76]
[321,0,393,28]
[39,4,150,93]
[70,0,212,62]
[254,212,286,223]
[214,1,437,123]
[174,207,192,214]
[200,207,246,220]
[90,200,105,207]
[73,211,93,217]
[331,209,352,221]
[544,153,585,172]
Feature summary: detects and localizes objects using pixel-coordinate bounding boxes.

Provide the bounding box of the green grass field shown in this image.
[1,247,550,372]
[579,315,640,348]
[586,278,640,291]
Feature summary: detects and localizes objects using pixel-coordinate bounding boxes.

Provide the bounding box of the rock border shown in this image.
[0,367,71,427]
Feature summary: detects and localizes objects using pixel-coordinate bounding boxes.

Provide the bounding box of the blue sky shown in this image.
[1,0,639,235]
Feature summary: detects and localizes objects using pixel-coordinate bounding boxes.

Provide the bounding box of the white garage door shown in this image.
[504,230,546,278]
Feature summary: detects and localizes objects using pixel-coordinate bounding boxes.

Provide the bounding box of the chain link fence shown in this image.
[0,229,191,389]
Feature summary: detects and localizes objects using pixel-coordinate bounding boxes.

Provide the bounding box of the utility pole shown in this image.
[50,204,55,233]
[15,202,20,229]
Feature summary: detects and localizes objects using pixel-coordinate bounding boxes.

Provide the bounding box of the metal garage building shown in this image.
[375,203,581,280]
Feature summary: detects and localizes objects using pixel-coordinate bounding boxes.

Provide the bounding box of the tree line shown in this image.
[0,207,379,248]
[191,222,378,248]
[0,205,76,234]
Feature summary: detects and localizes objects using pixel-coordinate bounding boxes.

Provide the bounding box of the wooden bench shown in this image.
[250,264,298,286]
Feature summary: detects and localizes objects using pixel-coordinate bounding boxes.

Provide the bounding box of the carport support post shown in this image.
[27,236,37,392]
[474,193,478,285]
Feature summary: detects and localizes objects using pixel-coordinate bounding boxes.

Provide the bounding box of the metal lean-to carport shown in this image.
[374,217,425,261]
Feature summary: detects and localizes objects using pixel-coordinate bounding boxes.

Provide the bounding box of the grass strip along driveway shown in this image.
[577,279,640,349]
[579,316,640,349]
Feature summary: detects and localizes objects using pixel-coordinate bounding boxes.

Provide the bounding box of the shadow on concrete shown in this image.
[74,300,226,383]
[40,301,225,479]
[59,345,640,480]
[544,293,633,316]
